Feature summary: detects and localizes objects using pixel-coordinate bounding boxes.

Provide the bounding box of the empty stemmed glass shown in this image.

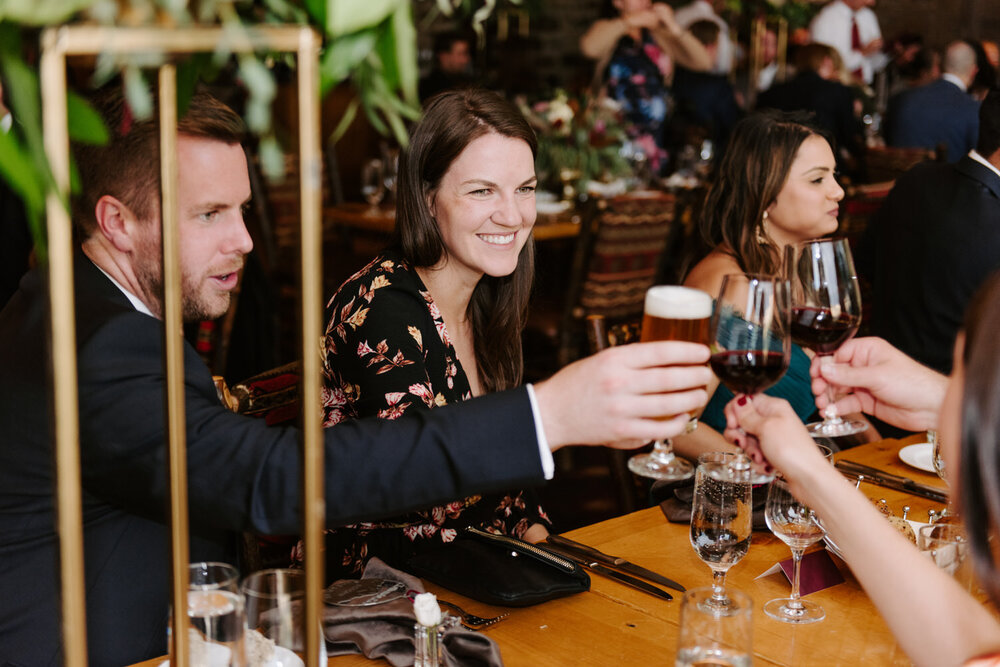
[764,477,826,624]
[628,285,713,481]
[690,454,753,609]
[785,238,866,437]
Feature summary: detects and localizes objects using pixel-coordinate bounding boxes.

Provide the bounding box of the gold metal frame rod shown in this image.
[40,23,323,667]
[157,64,192,667]
[295,28,325,667]
[49,24,307,55]
[40,26,89,667]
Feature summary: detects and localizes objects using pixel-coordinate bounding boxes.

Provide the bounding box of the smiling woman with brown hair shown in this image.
[303,88,551,579]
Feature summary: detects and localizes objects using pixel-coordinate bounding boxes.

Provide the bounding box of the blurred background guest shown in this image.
[306,89,551,579]
[810,0,888,86]
[886,40,980,162]
[671,20,743,162]
[861,89,1000,376]
[757,42,865,178]
[580,0,712,175]
[674,0,734,75]
[419,30,475,101]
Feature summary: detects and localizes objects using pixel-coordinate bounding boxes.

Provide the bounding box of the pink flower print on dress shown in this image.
[409,382,435,408]
[439,527,457,543]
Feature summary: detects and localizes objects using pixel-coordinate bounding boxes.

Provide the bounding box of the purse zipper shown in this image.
[464,526,577,573]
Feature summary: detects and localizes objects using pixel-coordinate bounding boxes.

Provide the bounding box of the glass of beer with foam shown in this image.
[627,285,712,481]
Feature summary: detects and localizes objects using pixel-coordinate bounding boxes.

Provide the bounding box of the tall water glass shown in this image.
[182,562,246,666]
[628,285,713,481]
[690,456,753,609]
[675,587,753,667]
[243,568,324,666]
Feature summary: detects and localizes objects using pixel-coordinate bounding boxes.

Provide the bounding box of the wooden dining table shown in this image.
[316,434,949,666]
[135,434,957,666]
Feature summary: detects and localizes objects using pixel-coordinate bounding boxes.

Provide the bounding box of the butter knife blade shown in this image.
[836,460,948,503]
[547,534,686,592]
[545,545,673,600]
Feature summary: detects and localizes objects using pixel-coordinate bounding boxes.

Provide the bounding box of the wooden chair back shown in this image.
[555,192,683,366]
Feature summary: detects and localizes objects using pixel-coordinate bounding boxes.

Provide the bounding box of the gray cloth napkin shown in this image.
[323,558,504,667]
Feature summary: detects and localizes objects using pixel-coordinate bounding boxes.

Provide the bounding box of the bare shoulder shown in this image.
[683,249,740,297]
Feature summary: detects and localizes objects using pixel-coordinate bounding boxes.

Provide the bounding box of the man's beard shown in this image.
[136,259,236,322]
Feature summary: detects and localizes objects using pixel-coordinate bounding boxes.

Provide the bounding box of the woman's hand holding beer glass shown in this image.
[626,286,714,480]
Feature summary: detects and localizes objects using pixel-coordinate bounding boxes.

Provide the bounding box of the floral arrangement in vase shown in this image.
[517,90,634,198]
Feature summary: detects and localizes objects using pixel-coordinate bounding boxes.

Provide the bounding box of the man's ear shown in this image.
[93,195,141,252]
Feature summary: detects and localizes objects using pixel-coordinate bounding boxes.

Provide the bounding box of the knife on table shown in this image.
[546,534,686,593]
[835,460,948,503]
[543,544,674,601]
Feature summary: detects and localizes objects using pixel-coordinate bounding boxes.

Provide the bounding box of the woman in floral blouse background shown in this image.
[301,88,550,580]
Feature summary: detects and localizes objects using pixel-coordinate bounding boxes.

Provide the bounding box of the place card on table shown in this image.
[755,549,844,595]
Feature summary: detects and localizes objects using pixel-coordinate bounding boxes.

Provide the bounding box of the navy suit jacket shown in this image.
[861,155,1000,374]
[756,71,864,169]
[0,253,543,666]
[672,66,743,157]
[886,78,980,162]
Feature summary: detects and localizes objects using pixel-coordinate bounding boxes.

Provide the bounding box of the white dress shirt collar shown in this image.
[969,150,1000,181]
[95,264,156,317]
[942,73,967,92]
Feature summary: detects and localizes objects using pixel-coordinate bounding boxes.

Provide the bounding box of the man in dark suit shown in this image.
[886,41,981,162]
[0,90,711,666]
[861,88,1000,375]
[756,42,865,177]
[671,20,743,160]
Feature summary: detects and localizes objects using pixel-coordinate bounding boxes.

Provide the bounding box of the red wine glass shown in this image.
[785,238,866,437]
[710,273,791,397]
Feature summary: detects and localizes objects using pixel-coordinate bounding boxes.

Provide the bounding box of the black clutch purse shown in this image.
[407,526,590,607]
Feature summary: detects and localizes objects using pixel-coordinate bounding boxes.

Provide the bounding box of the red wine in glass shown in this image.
[785,238,867,437]
[709,350,790,395]
[790,306,861,355]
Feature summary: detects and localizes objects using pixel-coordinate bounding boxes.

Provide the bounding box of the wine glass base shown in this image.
[763,597,825,624]
[807,418,868,438]
[627,453,694,481]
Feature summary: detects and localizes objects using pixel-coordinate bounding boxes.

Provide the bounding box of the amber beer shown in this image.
[640,286,712,347]
[641,286,712,424]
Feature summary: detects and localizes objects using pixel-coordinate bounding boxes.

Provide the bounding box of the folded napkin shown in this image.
[656,480,769,531]
[323,558,503,667]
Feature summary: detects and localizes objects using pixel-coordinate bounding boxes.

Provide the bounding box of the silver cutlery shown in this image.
[546,534,686,592]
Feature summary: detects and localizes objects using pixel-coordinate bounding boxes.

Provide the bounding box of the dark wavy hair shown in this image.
[698,110,832,276]
[392,88,537,393]
[958,270,1000,607]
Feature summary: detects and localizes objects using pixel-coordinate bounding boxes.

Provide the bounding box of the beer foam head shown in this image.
[644,286,712,320]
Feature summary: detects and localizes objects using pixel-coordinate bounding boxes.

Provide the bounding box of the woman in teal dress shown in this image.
[675,110,871,460]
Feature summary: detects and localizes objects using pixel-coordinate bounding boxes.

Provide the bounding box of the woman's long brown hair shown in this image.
[392,88,537,393]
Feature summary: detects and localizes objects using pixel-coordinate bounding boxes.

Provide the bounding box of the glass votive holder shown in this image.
[676,586,753,667]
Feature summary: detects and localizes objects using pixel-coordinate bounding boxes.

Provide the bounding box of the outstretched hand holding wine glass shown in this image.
[785,238,866,437]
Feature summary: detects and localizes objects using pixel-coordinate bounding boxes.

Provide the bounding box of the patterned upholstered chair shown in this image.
[526,191,687,374]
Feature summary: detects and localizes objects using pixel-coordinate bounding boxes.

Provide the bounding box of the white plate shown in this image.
[535,200,572,215]
[898,442,935,473]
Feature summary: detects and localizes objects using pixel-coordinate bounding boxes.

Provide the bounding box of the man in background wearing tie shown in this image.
[810,0,888,86]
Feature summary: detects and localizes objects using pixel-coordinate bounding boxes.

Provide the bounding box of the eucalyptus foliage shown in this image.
[0,0,516,256]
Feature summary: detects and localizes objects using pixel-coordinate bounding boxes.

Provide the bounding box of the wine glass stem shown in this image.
[711,569,728,602]
[820,356,844,426]
[788,548,805,609]
[649,438,675,463]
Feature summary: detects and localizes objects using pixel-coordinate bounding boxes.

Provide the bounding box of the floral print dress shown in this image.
[604,28,673,174]
[304,251,550,580]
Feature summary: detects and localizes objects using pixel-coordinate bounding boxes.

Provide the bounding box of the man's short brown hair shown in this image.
[72,88,246,237]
